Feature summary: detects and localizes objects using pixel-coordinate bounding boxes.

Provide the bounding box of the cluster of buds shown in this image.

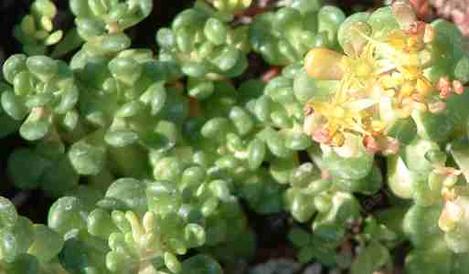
[431,0,469,36]
[438,185,469,252]
[436,76,464,99]
[303,1,464,154]
[435,150,469,253]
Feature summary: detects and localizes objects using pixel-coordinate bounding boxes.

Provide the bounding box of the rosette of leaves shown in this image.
[6,135,108,200]
[156,4,250,81]
[402,203,469,274]
[284,161,365,267]
[48,169,252,273]
[259,63,323,157]
[67,49,187,179]
[68,0,152,58]
[0,197,66,274]
[249,3,345,65]
[384,46,469,272]
[13,0,64,56]
[285,144,381,220]
[7,139,81,197]
[348,216,401,274]
[387,135,469,269]
[1,54,79,142]
[289,205,400,272]
[149,149,256,264]
[387,137,451,206]
[70,0,152,34]
[183,80,293,214]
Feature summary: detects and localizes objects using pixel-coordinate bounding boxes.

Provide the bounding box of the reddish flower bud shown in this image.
[452,80,464,95]
[312,128,332,144]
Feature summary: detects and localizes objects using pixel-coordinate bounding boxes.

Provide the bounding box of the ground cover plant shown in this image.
[1,0,469,273]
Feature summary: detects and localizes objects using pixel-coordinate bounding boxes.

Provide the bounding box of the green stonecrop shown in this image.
[68,49,185,176]
[156,4,250,84]
[1,0,469,273]
[47,168,253,273]
[0,197,66,274]
[71,0,152,34]
[249,4,344,65]
[7,142,79,197]
[1,54,79,141]
[301,0,469,272]
[13,0,64,56]
[184,80,288,214]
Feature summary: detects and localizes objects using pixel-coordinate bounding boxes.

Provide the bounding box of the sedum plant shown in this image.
[0,0,469,273]
[70,0,152,35]
[156,3,250,85]
[184,79,287,214]
[68,49,185,177]
[13,0,64,56]
[0,197,66,274]
[249,3,344,65]
[47,166,253,273]
[1,54,79,142]
[301,0,469,272]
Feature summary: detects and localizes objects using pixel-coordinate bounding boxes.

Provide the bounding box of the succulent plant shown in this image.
[249,3,345,65]
[156,4,250,82]
[13,0,64,56]
[0,0,468,273]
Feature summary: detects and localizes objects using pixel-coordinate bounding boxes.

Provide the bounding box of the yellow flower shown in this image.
[303,18,461,152]
[341,43,377,89]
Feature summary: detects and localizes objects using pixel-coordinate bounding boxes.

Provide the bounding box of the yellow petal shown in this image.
[416,77,433,95]
[345,99,377,111]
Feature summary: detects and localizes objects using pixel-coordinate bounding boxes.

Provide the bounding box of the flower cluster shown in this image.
[303,1,464,154]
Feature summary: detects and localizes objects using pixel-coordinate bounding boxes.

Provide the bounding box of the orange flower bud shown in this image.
[304,48,344,80]
[437,77,452,98]
[312,128,332,144]
[363,135,380,154]
[452,80,464,95]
